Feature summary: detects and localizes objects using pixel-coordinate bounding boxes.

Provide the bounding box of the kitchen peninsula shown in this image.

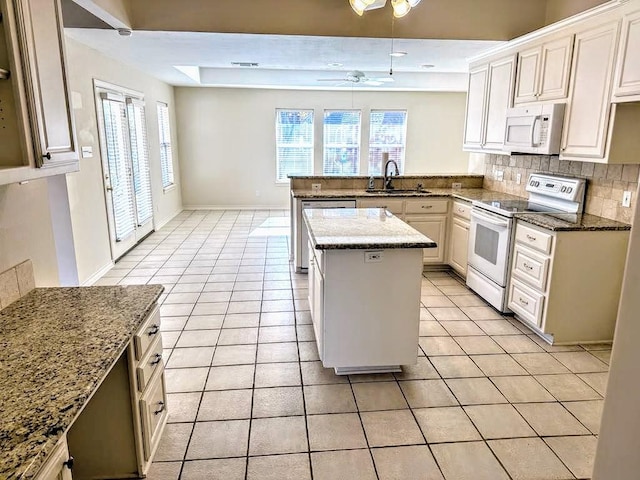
[304,208,436,374]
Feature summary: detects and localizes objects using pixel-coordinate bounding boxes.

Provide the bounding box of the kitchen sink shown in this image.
[364,189,430,194]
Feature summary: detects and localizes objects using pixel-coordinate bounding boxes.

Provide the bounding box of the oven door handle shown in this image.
[470,210,510,228]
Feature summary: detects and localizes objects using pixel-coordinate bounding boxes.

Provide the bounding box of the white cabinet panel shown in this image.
[406,215,447,264]
[613,8,640,100]
[538,36,574,101]
[448,216,470,277]
[514,47,541,104]
[463,65,488,149]
[484,55,516,150]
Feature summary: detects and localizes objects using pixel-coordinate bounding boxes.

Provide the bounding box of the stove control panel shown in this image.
[526,174,585,202]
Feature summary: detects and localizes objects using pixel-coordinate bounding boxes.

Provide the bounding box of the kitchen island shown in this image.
[304,208,436,374]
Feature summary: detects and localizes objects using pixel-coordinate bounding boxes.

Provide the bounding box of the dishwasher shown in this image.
[295,199,356,272]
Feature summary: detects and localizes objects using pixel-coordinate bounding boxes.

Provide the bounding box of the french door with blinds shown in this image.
[96,84,154,260]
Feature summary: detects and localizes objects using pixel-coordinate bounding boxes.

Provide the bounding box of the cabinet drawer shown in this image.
[512,244,550,291]
[508,278,545,327]
[357,198,404,214]
[140,368,168,460]
[34,436,72,480]
[452,200,472,220]
[405,198,449,215]
[137,335,164,393]
[134,305,161,361]
[515,223,553,254]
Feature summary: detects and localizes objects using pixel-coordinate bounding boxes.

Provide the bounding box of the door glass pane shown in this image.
[127,100,153,226]
[475,224,499,265]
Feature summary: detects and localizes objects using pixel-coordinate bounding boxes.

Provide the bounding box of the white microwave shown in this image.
[503,103,566,155]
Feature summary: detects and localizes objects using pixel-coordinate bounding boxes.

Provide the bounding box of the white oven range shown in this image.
[466,173,586,312]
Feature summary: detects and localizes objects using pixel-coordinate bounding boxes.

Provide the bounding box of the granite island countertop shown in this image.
[304,208,438,250]
[0,285,164,480]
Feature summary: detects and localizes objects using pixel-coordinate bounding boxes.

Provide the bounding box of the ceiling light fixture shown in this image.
[349,0,421,17]
[389,51,407,57]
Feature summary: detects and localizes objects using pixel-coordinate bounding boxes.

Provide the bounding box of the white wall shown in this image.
[64,36,183,284]
[175,87,469,209]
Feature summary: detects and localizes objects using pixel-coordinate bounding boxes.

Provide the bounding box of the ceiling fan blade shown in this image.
[369,77,395,83]
[363,80,383,86]
[317,78,349,82]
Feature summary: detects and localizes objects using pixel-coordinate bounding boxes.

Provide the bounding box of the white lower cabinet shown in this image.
[448,200,471,277]
[405,199,448,264]
[35,437,73,480]
[508,221,629,344]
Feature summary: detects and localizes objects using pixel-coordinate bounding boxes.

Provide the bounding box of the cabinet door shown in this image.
[406,215,447,264]
[613,9,640,100]
[514,46,541,104]
[34,437,73,480]
[449,217,470,277]
[463,64,488,149]
[312,257,324,360]
[483,55,516,150]
[561,21,620,159]
[15,0,77,167]
[538,35,574,101]
[139,369,168,461]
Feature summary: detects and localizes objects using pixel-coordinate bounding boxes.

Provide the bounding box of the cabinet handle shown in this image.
[458,208,465,213]
[154,401,166,415]
[526,234,537,242]
[63,457,74,470]
[150,353,162,366]
[43,152,51,160]
[148,324,160,336]
[421,205,433,209]
[519,297,529,306]
[523,262,534,270]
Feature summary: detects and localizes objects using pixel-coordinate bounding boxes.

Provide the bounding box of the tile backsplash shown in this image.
[0,260,35,309]
[482,154,639,224]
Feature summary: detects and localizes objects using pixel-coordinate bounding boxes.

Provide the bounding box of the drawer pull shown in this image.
[421,205,433,209]
[526,234,537,242]
[154,401,166,415]
[63,457,74,471]
[523,262,534,270]
[458,208,465,213]
[519,297,529,306]
[148,324,160,336]
[150,353,163,366]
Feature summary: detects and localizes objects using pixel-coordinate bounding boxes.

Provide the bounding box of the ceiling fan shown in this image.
[317,70,394,86]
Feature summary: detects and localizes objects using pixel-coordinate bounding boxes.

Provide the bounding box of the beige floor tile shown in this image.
[180,458,246,480]
[360,410,425,447]
[535,374,601,401]
[259,311,296,326]
[562,400,604,434]
[166,392,201,423]
[460,306,504,320]
[431,441,510,480]
[192,302,228,316]
[254,362,301,388]
[261,299,295,312]
[249,416,308,455]
[349,373,396,383]
[184,315,224,330]
[475,319,524,335]
[229,290,262,301]
[308,413,368,450]
[527,334,584,352]
[206,364,255,390]
[414,406,481,443]
[590,349,611,364]
[175,329,220,348]
[470,354,529,376]
[166,347,215,368]
[211,344,257,366]
[165,367,209,393]
[186,420,250,459]
[430,355,485,378]
[429,307,469,321]
[145,461,181,480]
[258,325,297,343]
[552,351,609,373]
[491,376,556,403]
[154,423,193,461]
[300,361,349,385]
[492,335,545,353]
[394,357,440,380]
[437,284,473,295]
[454,336,504,355]
[298,341,320,361]
[464,404,537,439]
[422,295,456,307]
[216,327,258,345]
[514,403,590,436]
[445,378,508,405]
[262,289,293,300]
[450,294,488,307]
[296,324,315,341]
[352,381,408,411]
[222,312,260,328]
[488,438,573,480]
[247,453,311,480]
[304,384,357,414]
[161,304,194,317]
[196,389,252,421]
[511,352,571,375]
[440,321,485,336]
[419,321,449,336]
[199,291,233,302]
[162,316,188,331]
[419,337,465,356]
[311,449,377,480]
[545,435,598,479]
[256,342,299,363]
[160,331,181,349]
[578,372,608,396]
[372,445,444,480]
[252,386,304,418]
[399,379,459,408]
[227,300,261,314]
[420,308,436,321]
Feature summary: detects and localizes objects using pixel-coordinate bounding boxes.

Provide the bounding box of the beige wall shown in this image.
[64,36,183,284]
[174,87,469,209]
[545,0,609,25]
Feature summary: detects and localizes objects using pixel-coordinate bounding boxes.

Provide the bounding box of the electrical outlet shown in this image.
[495,170,504,181]
[364,251,383,263]
[452,182,462,190]
[516,173,522,184]
[312,183,322,192]
[622,191,632,208]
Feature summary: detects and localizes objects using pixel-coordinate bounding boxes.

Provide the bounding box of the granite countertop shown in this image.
[0,285,164,480]
[515,212,632,231]
[304,208,438,250]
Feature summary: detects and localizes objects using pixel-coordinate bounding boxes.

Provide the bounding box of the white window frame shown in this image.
[157,102,175,191]
[275,109,314,183]
[368,110,408,176]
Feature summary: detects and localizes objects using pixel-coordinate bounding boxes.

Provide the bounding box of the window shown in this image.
[368,110,408,175]
[157,102,174,189]
[127,98,153,226]
[323,110,361,175]
[275,109,314,182]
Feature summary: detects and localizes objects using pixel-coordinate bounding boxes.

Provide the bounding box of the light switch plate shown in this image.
[516,173,522,184]
[81,146,93,158]
[312,183,321,192]
[622,191,632,208]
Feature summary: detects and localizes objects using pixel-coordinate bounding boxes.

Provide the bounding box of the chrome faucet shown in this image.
[383,159,400,190]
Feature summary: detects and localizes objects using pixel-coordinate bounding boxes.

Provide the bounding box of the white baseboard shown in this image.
[82,261,115,286]
[155,207,185,229]
[183,205,290,211]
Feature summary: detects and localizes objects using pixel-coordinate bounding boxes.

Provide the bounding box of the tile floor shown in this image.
[96,210,611,480]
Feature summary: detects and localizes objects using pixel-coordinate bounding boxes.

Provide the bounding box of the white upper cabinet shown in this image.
[514,36,574,104]
[463,55,515,153]
[612,7,640,101]
[561,21,620,159]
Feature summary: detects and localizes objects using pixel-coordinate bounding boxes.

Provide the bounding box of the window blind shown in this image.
[323,110,361,176]
[157,103,174,188]
[275,109,314,182]
[127,98,153,226]
[368,110,408,176]
[100,94,136,242]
